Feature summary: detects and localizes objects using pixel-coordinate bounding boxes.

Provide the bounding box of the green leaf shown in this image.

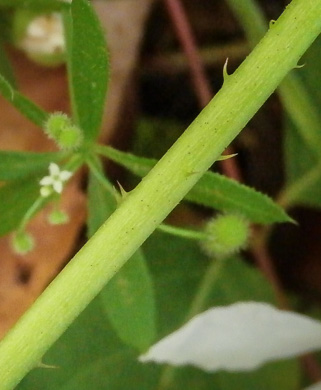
[0,42,16,87]
[143,232,300,390]
[87,166,157,351]
[283,36,321,208]
[101,250,157,352]
[63,0,109,143]
[17,297,159,390]
[0,150,63,181]
[0,0,69,10]
[0,178,39,236]
[0,73,48,127]
[97,145,292,224]
[188,172,292,224]
[17,231,300,390]
[217,360,299,390]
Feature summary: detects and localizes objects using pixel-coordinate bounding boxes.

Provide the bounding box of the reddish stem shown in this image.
[163,0,241,181]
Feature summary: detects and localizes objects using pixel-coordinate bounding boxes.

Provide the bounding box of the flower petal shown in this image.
[53,180,63,194]
[39,176,53,186]
[49,162,60,176]
[139,302,321,372]
[59,170,72,182]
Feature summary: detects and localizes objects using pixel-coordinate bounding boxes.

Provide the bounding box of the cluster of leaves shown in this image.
[0,0,321,389]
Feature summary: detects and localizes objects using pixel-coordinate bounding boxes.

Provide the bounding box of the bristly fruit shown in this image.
[44,113,83,150]
[201,213,250,258]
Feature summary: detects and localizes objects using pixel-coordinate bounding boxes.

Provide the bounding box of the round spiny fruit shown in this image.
[202,213,250,259]
[44,113,83,150]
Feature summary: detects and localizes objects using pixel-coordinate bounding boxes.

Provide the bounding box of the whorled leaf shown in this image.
[140,302,321,372]
[0,73,48,127]
[283,36,321,208]
[17,297,159,390]
[0,41,16,87]
[0,177,39,236]
[0,150,63,181]
[0,0,69,10]
[63,0,109,143]
[97,145,292,224]
[87,165,156,351]
[143,232,299,390]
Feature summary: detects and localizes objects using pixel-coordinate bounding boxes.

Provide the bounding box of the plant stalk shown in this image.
[1,0,321,388]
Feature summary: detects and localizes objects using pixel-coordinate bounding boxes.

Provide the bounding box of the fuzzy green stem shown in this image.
[277,160,321,208]
[86,154,117,197]
[1,1,321,388]
[227,0,321,153]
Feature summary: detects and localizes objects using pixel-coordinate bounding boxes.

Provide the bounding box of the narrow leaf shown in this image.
[98,146,292,224]
[18,297,157,390]
[0,74,48,127]
[88,166,156,351]
[140,302,321,372]
[101,250,157,352]
[0,178,39,236]
[0,41,16,87]
[63,0,109,142]
[189,172,292,224]
[0,0,69,10]
[283,37,321,208]
[144,234,299,390]
[0,150,63,181]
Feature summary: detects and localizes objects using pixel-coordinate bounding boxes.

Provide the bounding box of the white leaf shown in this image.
[304,382,321,390]
[139,302,321,372]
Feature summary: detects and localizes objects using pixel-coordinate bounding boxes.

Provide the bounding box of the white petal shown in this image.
[139,302,321,372]
[49,162,60,176]
[53,180,63,194]
[304,383,321,390]
[59,170,72,182]
[39,176,54,186]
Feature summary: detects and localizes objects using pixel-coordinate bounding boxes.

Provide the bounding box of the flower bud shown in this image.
[48,209,69,225]
[12,231,35,255]
[201,213,250,259]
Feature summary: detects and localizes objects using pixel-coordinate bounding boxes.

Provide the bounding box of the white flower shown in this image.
[23,13,65,56]
[40,163,72,197]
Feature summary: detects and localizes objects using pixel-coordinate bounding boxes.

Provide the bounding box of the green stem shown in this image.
[157,223,207,241]
[225,0,267,47]
[86,154,117,198]
[277,160,321,208]
[157,257,227,389]
[226,0,321,154]
[18,197,46,232]
[1,1,321,388]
